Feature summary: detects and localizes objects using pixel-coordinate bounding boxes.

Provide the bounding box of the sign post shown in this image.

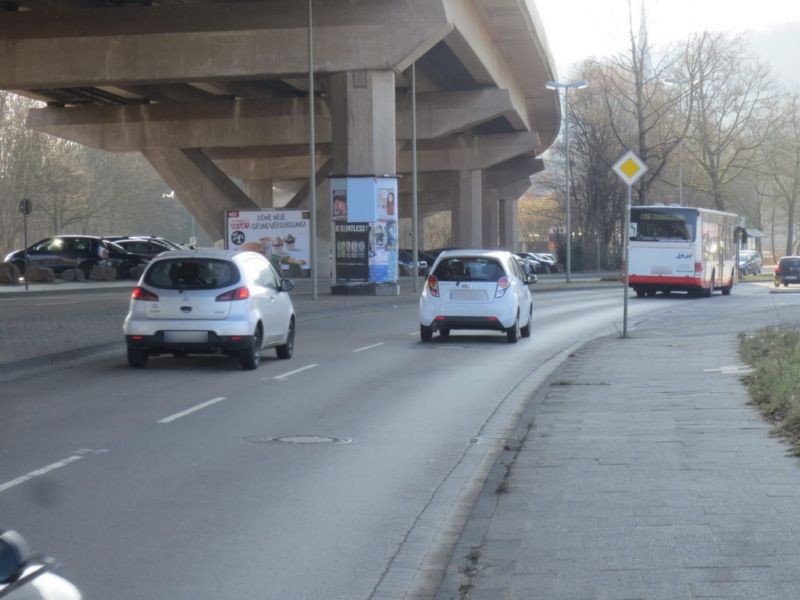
[612,151,648,338]
[18,198,32,290]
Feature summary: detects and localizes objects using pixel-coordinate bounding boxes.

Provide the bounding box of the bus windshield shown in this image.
[630,208,697,242]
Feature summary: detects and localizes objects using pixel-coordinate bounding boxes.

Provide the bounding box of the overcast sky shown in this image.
[535,0,800,88]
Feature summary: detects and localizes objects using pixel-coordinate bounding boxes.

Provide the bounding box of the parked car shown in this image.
[4,235,149,279]
[419,249,535,343]
[112,237,174,259]
[513,255,539,283]
[105,235,183,250]
[398,249,428,276]
[515,252,545,274]
[530,252,559,273]
[123,249,295,369]
[738,249,762,276]
[774,256,800,287]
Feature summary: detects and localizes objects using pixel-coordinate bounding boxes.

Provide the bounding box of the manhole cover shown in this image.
[246,435,352,445]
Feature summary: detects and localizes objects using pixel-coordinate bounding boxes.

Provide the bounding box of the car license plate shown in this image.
[451,290,487,301]
[164,331,208,343]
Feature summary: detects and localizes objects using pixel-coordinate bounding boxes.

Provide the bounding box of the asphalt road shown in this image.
[0,285,773,599]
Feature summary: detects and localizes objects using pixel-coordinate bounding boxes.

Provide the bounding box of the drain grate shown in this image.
[246,435,352,445]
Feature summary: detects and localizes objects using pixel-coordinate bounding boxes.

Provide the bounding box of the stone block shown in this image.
[89,264,117,281]
[128,264,145,280]
[28,266,55,283]
[0,262,20,285]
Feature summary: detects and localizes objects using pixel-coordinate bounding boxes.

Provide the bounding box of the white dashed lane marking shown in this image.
[352,342,384,353]
[158,397,226,424]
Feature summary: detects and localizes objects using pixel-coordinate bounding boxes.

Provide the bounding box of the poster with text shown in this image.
[334,222,369,281]
[225,209,310,275]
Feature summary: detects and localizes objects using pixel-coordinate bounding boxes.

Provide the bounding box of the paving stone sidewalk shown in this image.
[438,308,800,600]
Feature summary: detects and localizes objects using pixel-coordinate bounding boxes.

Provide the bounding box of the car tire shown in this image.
[520,308,532,338]
[506,315,520,344]
[276,319,295,360]
[439,328,450,338]
[79,260,96,279]
[11,260,25,276]
[703,272,715,297]
[634,288,645,298]
[240,327,262,370]
[775,280,780,288]
[420,325,433,342]
[127,347,148,369]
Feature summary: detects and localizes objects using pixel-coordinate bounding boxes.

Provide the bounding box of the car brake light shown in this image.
[496,276,510,298]
[427,275,440,297]
[694,262,703,273]
[216,286,250,301]
[775,265,781,274]
[131,287,158,301]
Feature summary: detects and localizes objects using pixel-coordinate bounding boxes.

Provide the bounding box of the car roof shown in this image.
[436,249,513,261]
[147,248,262,262]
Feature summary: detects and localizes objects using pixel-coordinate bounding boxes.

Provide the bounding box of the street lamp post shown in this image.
[546,80,588,284]
[664,78,693,205]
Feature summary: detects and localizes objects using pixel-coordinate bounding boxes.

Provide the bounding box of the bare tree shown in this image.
[596,1,689,206]
[685,31,777,211]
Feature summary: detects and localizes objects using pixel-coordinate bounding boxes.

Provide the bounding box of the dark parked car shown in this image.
[4,235,149,279]
[112,237,174,258]
[774,256,800,287]
[398,249,428,276]
[529,252,559,273]
[515,252,545,274]
[738,249,762,276]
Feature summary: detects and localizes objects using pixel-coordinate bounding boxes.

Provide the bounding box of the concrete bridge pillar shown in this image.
[499,198,519,252]
[330,70,396,176]
[242,178,274,208]
[453,169,483,248]
[482,189,500,249]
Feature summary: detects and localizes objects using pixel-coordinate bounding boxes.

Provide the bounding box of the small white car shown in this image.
[419,249,535,343]
[123,249,295,369]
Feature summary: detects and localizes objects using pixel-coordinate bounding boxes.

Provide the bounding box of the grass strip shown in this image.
[739,327,800,455]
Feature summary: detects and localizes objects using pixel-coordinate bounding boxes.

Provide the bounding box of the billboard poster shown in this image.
[330,176,398,284]
[332,188,348,222]
[334,223,369,281]
[225,209,310,276]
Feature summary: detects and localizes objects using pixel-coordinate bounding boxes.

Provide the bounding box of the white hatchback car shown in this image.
[419,249,535,343]
[123,249,295,369]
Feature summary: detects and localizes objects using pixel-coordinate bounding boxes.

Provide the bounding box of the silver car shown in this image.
[123,249,295,369]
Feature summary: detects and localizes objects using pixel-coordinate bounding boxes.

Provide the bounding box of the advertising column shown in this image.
[330,177,398,285]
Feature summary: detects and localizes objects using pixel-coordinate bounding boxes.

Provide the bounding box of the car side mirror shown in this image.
[0,530,30,583]
[280,279,294,292]
[526,274,538,285]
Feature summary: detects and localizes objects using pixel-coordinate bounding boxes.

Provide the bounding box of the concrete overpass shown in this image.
[0,0,560,255]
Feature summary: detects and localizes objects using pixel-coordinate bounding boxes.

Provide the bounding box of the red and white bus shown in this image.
[629,205,739,297]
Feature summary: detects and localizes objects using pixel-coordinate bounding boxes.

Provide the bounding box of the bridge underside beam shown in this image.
[0,1,451,89]
[27,89,514,152]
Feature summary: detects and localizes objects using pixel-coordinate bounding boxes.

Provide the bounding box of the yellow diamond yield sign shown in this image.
[613,150,648,185]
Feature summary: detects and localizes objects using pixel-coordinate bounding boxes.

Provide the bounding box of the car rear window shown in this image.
[779,258,800,268]
[433,257,506,282]
[144,258,239,290]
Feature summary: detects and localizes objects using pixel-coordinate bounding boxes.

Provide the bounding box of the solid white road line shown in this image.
[34,300,79,307]
[0,455,84,494]
[272,364,319,380]
[352,342,384,353]
[158,397,226,424]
